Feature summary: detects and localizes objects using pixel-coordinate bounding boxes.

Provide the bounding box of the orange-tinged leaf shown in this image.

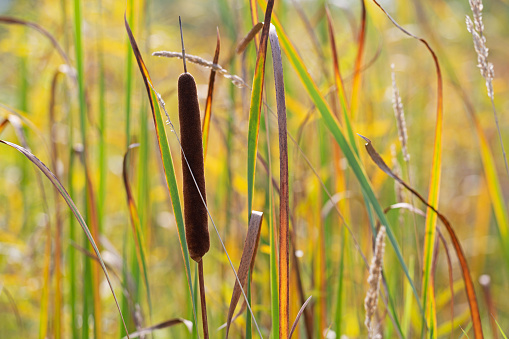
[359,134,483,338]
[202,28,221,160]
[246,0,274,218]
[368,0,447,334]
[269,24,290,338]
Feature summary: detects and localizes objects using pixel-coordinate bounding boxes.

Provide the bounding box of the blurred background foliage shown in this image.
[0,0,509,337]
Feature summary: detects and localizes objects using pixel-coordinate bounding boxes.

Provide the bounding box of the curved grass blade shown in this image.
[124,13,199,330]
[0,139,130,337]
[0,285,23,335]
[367,1,446,333]
[0,16,71,66]
[122,143,152,318]
[494,318,507,339]
[289,296,312,339]
[358,134,483,337]
[123,318,193,339]
[246,0,275,218]
[257,0,422,314]
[268,24,290,338]
[202,28,221,160]
[225,211,263,338]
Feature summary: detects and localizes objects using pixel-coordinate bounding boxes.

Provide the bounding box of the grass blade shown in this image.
[349,0,366,119]
[289,296,312,339]
[0,139,130,337]
[122,144,153,319]
[359,134,483,338]
[225,211,263,338]
[202,28,221,160]
[366,1,446,334]
[268,24,290,338]
[257,0,422,315]
[246,0,274,218]
[123,318,193,339]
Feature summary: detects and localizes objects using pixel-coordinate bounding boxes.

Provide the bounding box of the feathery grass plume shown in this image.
[391,64,409,163]
[466,0,509,176]
[153,51,248,88]
[364,226,386,339]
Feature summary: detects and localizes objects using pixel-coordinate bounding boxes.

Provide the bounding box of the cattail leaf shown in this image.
[289,296,312,339]
[268,23,290,338]
[122,318,193,339]
[0,139,130,338]
[122,143,152,316]
[225,211,263,338]
[359,135,483,338]
[202,28,221,160]
[124,13,199,329]
[246,0,274,219]
[259,0,422,315]
[236,22,264,54]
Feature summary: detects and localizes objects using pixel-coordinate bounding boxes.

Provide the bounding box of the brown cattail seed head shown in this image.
[178,72,209,262]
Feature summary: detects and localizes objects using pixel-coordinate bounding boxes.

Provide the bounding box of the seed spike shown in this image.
[179,16,187,73]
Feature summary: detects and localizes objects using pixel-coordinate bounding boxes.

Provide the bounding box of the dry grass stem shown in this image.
[364,226,386,339]
[153,51,248,88]
[391,64,409,163]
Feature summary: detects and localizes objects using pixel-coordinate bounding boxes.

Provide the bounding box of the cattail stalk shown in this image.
[364,226,386,339]
[178,17,209,338]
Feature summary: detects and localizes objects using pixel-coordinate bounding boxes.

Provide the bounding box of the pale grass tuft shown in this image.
[153,51,248,88]
[391,64,409,163]
[466,0,509,176]
[465,1,494,100]
[364,226,386,339]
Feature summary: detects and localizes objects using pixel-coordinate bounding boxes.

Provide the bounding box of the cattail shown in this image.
[178,19,209,263]
[364,226,386,339]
